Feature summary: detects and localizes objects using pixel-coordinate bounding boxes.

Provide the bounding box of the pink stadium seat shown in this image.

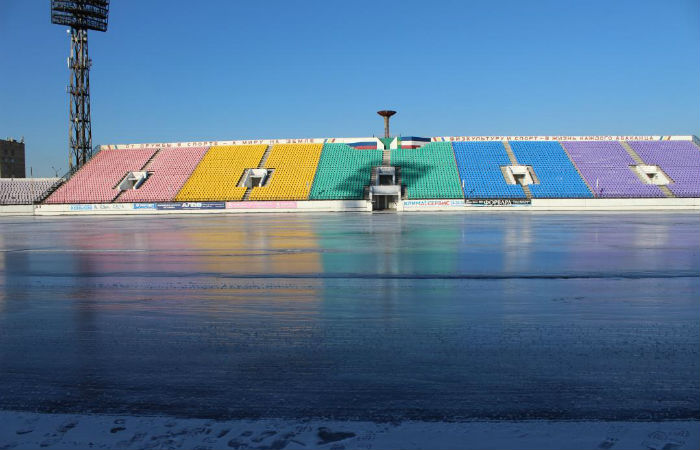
[117,147,208,202]
[45,148,157,204]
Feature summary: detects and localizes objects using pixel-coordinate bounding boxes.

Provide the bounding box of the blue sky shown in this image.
[1,0,698,176]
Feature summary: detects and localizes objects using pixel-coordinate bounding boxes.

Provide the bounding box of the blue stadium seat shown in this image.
[509,141,593,198]
[453,142,525,198]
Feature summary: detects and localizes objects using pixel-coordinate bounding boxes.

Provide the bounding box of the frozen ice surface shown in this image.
[0,213,698,421]
[0,410,698,450]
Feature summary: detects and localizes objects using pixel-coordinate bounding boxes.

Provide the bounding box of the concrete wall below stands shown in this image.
[0,205,35,215]
[1,198,697,216]
[531,198,700,210]
[33,200,371,215]
[401,198,700,211]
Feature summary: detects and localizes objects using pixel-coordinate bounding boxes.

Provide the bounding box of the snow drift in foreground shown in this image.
[0,411,697,450]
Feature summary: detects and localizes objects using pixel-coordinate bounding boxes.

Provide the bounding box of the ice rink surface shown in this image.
[0,213,698,423]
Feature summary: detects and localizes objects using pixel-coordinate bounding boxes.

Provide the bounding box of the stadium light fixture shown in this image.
[51,0,110,173]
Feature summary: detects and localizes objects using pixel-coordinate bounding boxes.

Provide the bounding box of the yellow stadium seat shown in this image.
[249,144,322,201]
[175,145,267,201]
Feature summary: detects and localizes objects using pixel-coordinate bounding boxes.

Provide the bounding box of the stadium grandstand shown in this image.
[0,178,61,205]
[2,135,699,214]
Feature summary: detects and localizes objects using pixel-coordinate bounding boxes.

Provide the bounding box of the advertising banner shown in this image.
[226,201,298,209]
[433,136,694,142]
[69,203,132,211]
[94,203,130,211]
[102,135,695,150]
[104,138,325,150]
[133,203,157,210]
[156,202,225,210]
[465,199,531,206]
[403,200,464,208]
[69,204,94,211]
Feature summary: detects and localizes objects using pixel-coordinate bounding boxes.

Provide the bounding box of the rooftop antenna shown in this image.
[377,110,397,138]
[51,0,110,173]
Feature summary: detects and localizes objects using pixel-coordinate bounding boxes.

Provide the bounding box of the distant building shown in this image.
[0,138,26,178]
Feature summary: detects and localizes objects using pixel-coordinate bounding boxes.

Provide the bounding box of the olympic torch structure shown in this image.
[377,110,396,138]
[51,0,110,173]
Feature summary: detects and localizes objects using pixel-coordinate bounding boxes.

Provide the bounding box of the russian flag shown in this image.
[348,141,380,149]
[400,136,431,149]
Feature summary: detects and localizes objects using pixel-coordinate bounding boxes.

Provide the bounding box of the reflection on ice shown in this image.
[0,213,697,420]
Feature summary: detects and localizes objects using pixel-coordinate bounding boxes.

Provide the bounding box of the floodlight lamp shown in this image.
[51,0,110,32]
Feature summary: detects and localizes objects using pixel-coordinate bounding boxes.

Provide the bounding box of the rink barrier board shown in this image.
[2,198,698,216]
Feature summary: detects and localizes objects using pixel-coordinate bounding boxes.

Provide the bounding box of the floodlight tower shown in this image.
[51,0,110,173]
[377,110,396,138]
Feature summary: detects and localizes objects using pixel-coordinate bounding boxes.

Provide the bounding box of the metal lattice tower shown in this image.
[51,0,109,173]
[68,28,92,171]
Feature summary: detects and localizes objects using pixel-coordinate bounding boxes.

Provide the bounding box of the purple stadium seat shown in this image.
[561,141,664,198]
[627,141,700,197]
[0,178,62,204]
